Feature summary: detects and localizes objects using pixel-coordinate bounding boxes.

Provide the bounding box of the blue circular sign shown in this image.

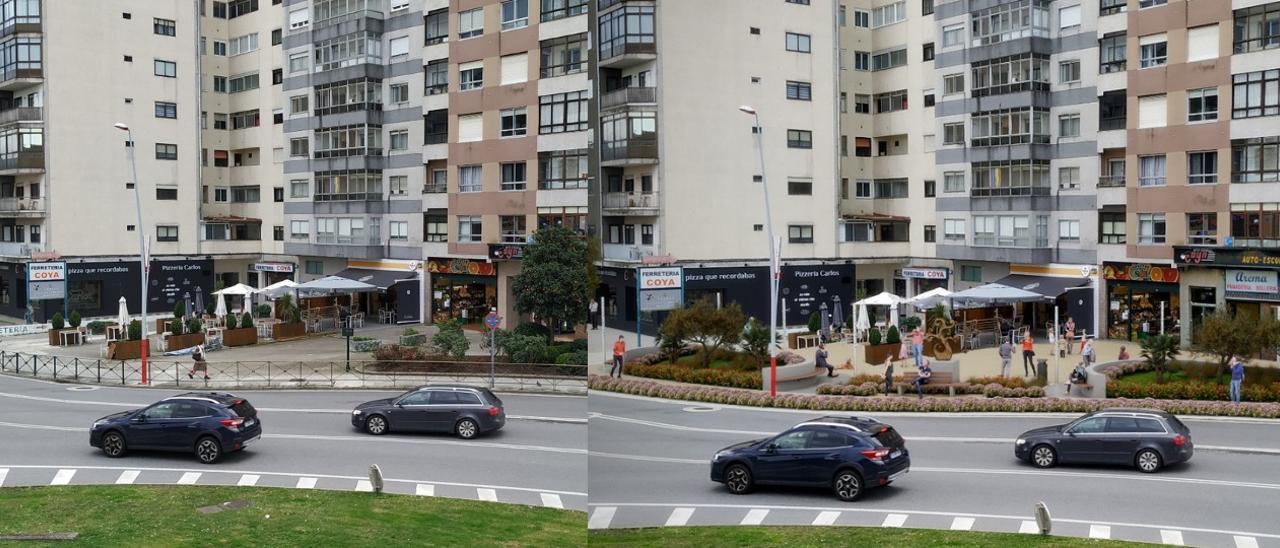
[485,313,500,329]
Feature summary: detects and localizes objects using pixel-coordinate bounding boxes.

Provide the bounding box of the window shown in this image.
[541,0,588,21]
[230,186,260,203]
[924,179,936,197]
[1140,34,1168,68]
[154,59,176,77]
[1139,155,1167,186]
[389,221,409,241]
[154,101,177,119]
[213,149,228,167]
[425,8,449,44]
[500,107,528,137]
[972,215,1048,247]
[944,219,966,241]
[156,188,178,201]
[971,53,1050,97]
[1187,24,1219,62]
[1139,0,1166,7]
[389,129,408,151]
[1059,5,1080,28]
[970,160,1050,195]
[922,0,934,16]
[424,213,447,242]
[231,109,259,129]
[458,114,482,143]
[874,178,908,198]
[1101,0,1126,15]
[154,18,175,36]
[272,28,282,46]
[539,149,589,189]
[539,91,588,133]
[942,24,964,47]
[943,74,964,95]
[304,260,322,275]
[855,180,872,198]
[457,215,482,242]
[501,162,526,191]
[854,51,869,71]
[1234,3,1280,53]
[840,92,847,113]
[854,10,870,27]
[970,1,1050,46]
[156,225,179,242]
[288,53,307,74]
[924,225,936,242]
[1186,87,1218,122]
[1138,94,1167,128]
[291,220,310,239]
[787,129,812,149]
[785,32,811,53]
[872,48,907,71]
[1059,60,1080,83]
[1059,167,1080,190]
[459,61,483,90]
[854,94,870,113]
[425,60,448,94]
[309,31,381,72]
[1188,213,1218,245]
[1100,212,1125,244]
[841,136,848,156]
[786,0,810,4]
[1231,204,1280,242]
[229,73,259,93]
[970,108,1050,146]
[786,80,811,101]
[872,1,906,27]
[1231,70,1280,119]
[787,224,814,243]
[290,179,309,198]
[501,0,528,30]
[943,123,964,145]
[500,53,528,85]
[212,40,228,56]
[874,90,907,113]
[1138,213,1166,244]
[1100,32,1127,73]
[540,34,586,77]
[1058,220,1080,241]
[1232,137,1280,182]
[288,7,308,28]
[1059,114,1080,137]
[388,37,409,60]
[956,265,981,283]
[155,143,177,160]
[787,178,813,195]
[459,8,484,39]
[459,165,482,192]
[944,171,964,192]
[229,33,258,56]
[290,138,308,157]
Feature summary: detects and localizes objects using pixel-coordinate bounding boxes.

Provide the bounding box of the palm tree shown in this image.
[1140,334,1180,384]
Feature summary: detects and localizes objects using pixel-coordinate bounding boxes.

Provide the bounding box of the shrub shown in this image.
[625,364,761,390]
[900,316,920,332]
[173,302,186,322]
[556,350,588,365]
[256,304,272,318]
[967,376,1029,389]
[240,312,254,329]
[741,318,770,367]
[868,328,882,346]
[51,312,64,330]
[1108,380,1280,402]
[403,327,420,336]
[570,339,588,352]
[775,350,807,365]
[225,314,238,330]
[186,317,203,335]
[886,325,901,345]
[513,322,552,341]
[808,312,821,334]
[87,320,109,335]
[127,320,143,341]
[68,311,82,328]
[373,344,425,362]
[504,335,551,364]
[431,319,470,359]
[353,337,383,353]
[169,319,184,335]
[276,295,300,323]
[205,303,215,316]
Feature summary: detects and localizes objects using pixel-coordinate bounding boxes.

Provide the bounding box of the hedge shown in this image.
[818,382,1045,398]
[589,375,1280,418]
[624,364,761,390]
[1108,381,1280,403]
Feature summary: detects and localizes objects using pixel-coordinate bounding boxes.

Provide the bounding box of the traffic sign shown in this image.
[342,327,354,337]
[485,312,500,329]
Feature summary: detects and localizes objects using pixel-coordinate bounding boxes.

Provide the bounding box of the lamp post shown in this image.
[114,122,149,385]
[740,105,780,397]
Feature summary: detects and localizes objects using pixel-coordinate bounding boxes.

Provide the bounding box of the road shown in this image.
[0,373,587,510]
[588,391,1280,547]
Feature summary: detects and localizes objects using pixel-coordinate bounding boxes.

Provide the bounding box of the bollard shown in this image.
[896,385,904,396]
[368,464,384,494]
[1034,501,1052,535]
[948,385,955,397]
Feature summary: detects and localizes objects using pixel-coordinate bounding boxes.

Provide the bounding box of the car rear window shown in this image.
[1168,416,1190,434]
[228,399,256,418]
[872,426,905,449]
[1135,418,1165,433]
[479,388,502,406]
[457,392,483,405]
[807,430,852,449]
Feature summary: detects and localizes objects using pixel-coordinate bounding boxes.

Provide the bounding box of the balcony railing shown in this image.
[973,236,1050,248]
[0,242,38,257]
[601,243,654,261]
[425,132,447,145]
[423,182,447,194]
[601,87,656,110]
[0,107,41,126]
[1100,117,1126,131]
[970,186,1052,197]
[603,192,658,210]
[1098,175,1125,188]
[601,139,658,163]
[0,197,42,213]
[314,192,383,202]
[313,147,383,159]
[0,151,43,171]
[1099,60,1126,74]
[315,234,382,245]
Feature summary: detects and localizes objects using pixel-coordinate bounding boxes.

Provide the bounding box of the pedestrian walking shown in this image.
[1230,355,1245,404]
[1081,338,1095,368]
[589,300,599,330]
[1021,331,1036,376]
[883,355,894,396]
[187,345,209,380]
[913,358,932,399]
[998,338,1013,378]
[898,339,911,368]
[911,327,924,368]
[1064,317,1075,355]
[610,336,625,378]
[816,343,835,377]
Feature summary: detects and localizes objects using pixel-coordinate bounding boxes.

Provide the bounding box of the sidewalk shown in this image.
[587,325,655,368]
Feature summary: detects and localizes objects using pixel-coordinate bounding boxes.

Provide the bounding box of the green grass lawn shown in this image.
[589,526,1153,547]
[1118,360,1279,386]
[0,485,585,548]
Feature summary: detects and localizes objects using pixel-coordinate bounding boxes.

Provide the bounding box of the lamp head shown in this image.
[113,122,129,131]
[737,105,757,115]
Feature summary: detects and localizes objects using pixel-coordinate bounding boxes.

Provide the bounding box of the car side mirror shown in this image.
[765,443,778,453]
[1066,430,1075,436]
[130,416,146,423]
[395,402,404,408]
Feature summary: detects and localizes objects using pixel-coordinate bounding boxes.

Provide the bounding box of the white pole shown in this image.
[598,296,606,357]
[742,107,779,397]
[716,292,721,310]
[1053,305,1060,385]
[122,126,149,385]
[1160,301,1165,335]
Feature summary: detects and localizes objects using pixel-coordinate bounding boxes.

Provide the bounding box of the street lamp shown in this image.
[740,105,780,397]
[114,122,149,385]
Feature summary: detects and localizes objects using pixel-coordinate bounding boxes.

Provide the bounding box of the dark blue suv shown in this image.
[711,416,909,501]
[90,392,262,464]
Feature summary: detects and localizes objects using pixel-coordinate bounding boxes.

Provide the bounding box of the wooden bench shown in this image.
[1066,377,1092,396]
[899,371,956,386]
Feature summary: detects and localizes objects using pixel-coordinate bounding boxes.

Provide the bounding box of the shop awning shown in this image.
[334,267,419,290]
[995,274,1090,299]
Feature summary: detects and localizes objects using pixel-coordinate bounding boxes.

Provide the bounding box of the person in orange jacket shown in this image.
[610,335,626,378]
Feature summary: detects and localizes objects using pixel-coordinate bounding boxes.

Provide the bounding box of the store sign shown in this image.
[901,268,948,280]
[488,244,525,261]
[253,263,294,273]
[1226,270,1279,294]
[30,251,60,261]
[1102,263,1180,284]
[640,288,682,311]
[427,259,496,277]
[29,262,66,282]
[639,267,683,289]
[27,262,67,301]
[1175,246,1280,268]
[641,254,676,266]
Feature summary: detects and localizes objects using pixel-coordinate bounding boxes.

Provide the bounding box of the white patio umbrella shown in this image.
[909,287,953,310]
[855,291,907,307]
[215,292,227,319]
[889,304,899,331]
[855,302,871,342]
[213,283,258,296]
[117,297,129,333]
[259,279,299,298]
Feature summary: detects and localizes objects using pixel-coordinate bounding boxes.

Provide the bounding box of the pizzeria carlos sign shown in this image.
[1103,263,1179,284]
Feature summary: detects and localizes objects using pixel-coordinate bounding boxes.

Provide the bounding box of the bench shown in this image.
[1066,376,1092,396]
[899,371,956,386]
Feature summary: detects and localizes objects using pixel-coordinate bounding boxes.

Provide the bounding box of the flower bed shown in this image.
[589,375,1280,418]
[625,364,761,390]
[1108,380,1280,403]
[818,381,1044,398]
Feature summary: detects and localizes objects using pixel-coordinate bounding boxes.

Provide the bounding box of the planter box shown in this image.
[223,327,258,347]
[399,334,426,346]
[353,338,382,352]
[864,343,900,365]
[156,318,177,334]
[109,340,143,360]
[49,329,80,346]
[165,333,205,352]
[273,322,306,340]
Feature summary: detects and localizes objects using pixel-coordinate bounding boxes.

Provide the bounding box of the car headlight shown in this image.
[713,451,729,462]
[1015,438,1026,445]
[352,409,363,415]
[92,421,107,428]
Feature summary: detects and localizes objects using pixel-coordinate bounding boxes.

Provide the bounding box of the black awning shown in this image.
[995,274,1090,299]
[333,268,419,290]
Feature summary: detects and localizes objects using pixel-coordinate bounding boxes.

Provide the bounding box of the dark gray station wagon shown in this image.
[351,384,506,439]
[1015,408,1193,473]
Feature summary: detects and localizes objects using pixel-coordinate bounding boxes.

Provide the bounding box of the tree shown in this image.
[741,318,770,367]
[1140,333,1180,384]
[664,297,745,367]
[1194,310,1273,384]
[510,226,588,339]
[655,313,689,365]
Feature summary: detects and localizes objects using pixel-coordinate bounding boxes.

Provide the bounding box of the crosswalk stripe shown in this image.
[1019,520,1039,534]
[882,513,908,528]
[1090,525,1112,539]
[477,488,498,502]
[296,477,317,489]
[951,517,975,531]
[741,509,769,526]
[177,472,201,485]
[540,493,563,509]
[354,480,373,492]
[665,507,695,527]
[813,511,841,526]
[1160,530,1184,545]
[237,474,260,487]
[0,468,9,487]
[50,469,75,486]
[115,470,140,485]
[588,507,617,530]
[416,484,435,497]
[1234,536,1259,548]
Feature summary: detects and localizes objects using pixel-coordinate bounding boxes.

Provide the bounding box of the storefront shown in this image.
[1224,269,1280,321]
[251,262,296,287]
[15,258,214,322]
[332,260,422,324]
[1174,247,1280,345]
[901,267,949,297]
[427,258,497,325]
[1102,262,1181,341]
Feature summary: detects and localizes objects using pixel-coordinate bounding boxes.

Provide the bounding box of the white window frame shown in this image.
[1058,219,1080,240]
[459,8,484,40]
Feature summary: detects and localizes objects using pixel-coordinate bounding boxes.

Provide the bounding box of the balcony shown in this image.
[601,139,658,166]
[602,192,659,216]
[974,236,1050,248]
[423,182,447,194]
[0,107,40,126]
[315,234,382,245]
[314,192,383,202]
[0,151,43,174]
[1098,175,1125,188]
[971,185,1052,198]
[0,65,41,91]
[602,243,656,262]
[0,241,39,258]
[0,197,43,216]
[600,41,656,69]
[601,87,656,111]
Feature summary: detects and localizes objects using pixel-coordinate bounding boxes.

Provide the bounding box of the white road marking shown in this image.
[588,507,617,530]
[237,474,260,487]
[951,517,975,531]
[590,451,705,465]
[540,493,563,509]
[0,468,7,486]
[741,509,769,526]
[665,507,695,526]
[1160,529,1184,545]
[882,513,908,528]
[1090,524,1111,539]
[813,511,841,526]
[177,472,201,485]
[296,477,317,489]
[354,480,373,492]
[416,484,435,497]
[1019,520,1039,534]
[50,469,75,485]
[1235,536,1259,548]
[477,488,498,502]
[115,470,140,485]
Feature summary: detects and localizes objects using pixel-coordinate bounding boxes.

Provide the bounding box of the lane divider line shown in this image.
[1090,524,1112,539]
[665,507,694,527]
[49,469,75,486]
[741,509,769,526]
[813,511,840,526]
[882,513,908,528]
[540,493,562,509]
[237,474,260,487]
[296,477,317,489]
[177,472,201,485]
[477,488,498,502]
[1160,529,1184,545]
[115,470,139,485]
[415,484,435,497]
[0,468,8,487]
[588,507,616,530]
[951,517,975,531]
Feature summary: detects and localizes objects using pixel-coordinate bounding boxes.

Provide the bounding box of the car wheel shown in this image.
[1031,445,1057,468]
[195,436,222,464]
[724,464,753,495]
[1135,449,1163,473]
[832,469,863,502]
[455,418,479,439]
[365,415,388,435]
[101,431,127,458]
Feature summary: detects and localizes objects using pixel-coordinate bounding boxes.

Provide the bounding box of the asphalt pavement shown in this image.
[588,390,1280,547]
[0,373,587,510]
